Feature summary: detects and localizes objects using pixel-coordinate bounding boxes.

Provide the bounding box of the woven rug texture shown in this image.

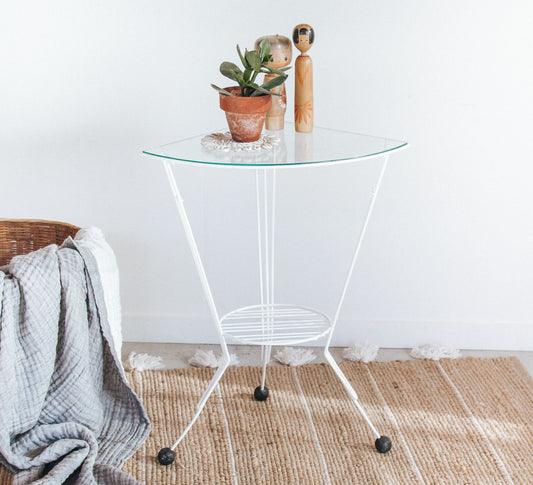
[1,357,532,484]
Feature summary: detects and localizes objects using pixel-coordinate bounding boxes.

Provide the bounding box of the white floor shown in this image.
[122,342,533,377]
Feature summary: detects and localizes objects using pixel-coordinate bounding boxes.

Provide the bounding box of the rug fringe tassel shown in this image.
[342,343,379,363]
[188,349,239,368]
[127,352,165,371]
[410,344,462,360]
[274,347,316,366]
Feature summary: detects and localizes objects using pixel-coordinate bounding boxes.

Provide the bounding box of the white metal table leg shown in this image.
[255,168,276,401]
[196,357,229,411]
[323,155,393,453]
[157,161,232,465]
[324,350,380,438]
[171,356,231,450]
[260,344,272,388]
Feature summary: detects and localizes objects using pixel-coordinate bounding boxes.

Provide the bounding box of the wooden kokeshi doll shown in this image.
[255,35,292,131]
[292,24,315,133]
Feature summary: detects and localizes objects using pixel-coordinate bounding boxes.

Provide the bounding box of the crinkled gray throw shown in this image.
[0,239,150,484]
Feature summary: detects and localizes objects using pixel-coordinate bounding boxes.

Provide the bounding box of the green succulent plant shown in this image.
[211,39,289,97]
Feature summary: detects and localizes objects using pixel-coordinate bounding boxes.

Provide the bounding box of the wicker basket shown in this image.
[0,219,80,266]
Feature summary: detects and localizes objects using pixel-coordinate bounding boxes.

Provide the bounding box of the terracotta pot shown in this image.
[219,87,272,142]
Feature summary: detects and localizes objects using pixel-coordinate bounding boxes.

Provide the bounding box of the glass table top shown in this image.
[143,123,407,168]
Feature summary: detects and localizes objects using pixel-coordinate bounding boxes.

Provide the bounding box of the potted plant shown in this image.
[212,39,289,142]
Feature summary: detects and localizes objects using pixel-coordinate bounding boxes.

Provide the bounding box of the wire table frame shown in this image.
[144,125,408,465]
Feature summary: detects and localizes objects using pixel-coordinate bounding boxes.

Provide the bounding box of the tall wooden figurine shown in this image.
[255,35,292,130]
[293,24,315,133]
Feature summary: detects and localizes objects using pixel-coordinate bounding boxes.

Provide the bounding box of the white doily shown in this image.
[201,131,280,152]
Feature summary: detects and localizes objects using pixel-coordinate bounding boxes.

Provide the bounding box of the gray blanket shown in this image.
[0,240,150,484]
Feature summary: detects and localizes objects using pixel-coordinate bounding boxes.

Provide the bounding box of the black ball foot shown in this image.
[375,436,392,454]
[254,385,269,401]
[157,447,176,466]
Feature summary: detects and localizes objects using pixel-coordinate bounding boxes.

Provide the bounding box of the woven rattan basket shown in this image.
[0,219,80,266]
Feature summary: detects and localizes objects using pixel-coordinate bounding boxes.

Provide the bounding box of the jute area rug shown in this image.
[1,357,532,484]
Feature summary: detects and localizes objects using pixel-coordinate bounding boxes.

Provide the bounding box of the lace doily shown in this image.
[201,132,280,152]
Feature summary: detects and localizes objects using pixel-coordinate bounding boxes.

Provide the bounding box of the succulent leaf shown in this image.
[249,83,283,97]
[265,66,291,75]
[258,39,271,62]
[245,50,262,71]
[211,84,235,96]
[236,45,248,68]
[220,62,243,82]
[260,75,287,91]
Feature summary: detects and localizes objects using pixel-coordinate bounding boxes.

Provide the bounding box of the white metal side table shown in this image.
[143,125,407,466]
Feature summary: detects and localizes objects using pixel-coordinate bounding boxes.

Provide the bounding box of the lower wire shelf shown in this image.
[220,304,332,346]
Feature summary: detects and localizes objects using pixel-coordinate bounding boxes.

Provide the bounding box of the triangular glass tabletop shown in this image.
[143,123,407,167]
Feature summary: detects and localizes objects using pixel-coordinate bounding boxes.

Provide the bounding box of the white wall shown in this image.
[2,1,532,350]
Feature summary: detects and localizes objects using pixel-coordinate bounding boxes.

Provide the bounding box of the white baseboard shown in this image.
[122,314,533,351]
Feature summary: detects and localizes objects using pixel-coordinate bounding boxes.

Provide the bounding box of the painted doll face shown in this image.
[254,35,292,69]
[269,43,292,68]
[292,24,314,54]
